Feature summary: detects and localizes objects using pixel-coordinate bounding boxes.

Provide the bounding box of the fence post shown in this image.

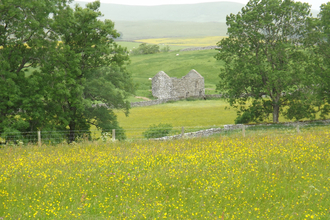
[38,130,41,147]
[297,125,300,134]
[112,129,116,141]
[242,125,246,137]
[181,127,185,138]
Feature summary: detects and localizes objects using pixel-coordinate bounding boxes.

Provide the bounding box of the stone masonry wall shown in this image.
[152,125,242,141]
[130,94,222,108]
[151,120,330,141]
[130,97,182,108]
[180,46,217,52]
[151,71,172,99]
[152,70,205,100]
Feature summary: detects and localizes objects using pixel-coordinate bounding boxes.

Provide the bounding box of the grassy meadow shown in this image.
[1,128,330,219]
[116,36,226,98]
[136,36,226,47]
[125,49,223,98]
[116,99,289,139]
[115,99,237,139]
[115,41,190,51]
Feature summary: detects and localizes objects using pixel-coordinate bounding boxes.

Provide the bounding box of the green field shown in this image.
[125,49,223,98]
[113,40,296,138]
[136,36,226,47]
[116,99,235,139]
[115,41,190,51]
[1,128,329,219]
[117,37,225,98]
[115,99,293,139]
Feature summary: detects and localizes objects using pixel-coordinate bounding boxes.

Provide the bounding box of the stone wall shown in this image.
[130,94,222,108]
[152,125,243,141]
[130,97,182,107]
[151,71,173,99]
[151,120,330,141]
[152,69,205,100]
[180,46,217,52]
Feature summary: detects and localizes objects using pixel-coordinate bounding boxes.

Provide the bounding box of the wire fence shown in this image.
[0,121,330,146]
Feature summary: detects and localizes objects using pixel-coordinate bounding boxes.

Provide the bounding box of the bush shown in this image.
[161,45,171,53]
[143,123,173,139]
[131,43,160,55]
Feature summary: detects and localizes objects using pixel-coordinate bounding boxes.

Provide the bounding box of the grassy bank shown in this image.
[1,129,329,219]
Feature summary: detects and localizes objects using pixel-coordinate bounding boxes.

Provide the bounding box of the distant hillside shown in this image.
[73,1,320,23]
[114,21,228,40]
[72,1,320,40]
[73,1,245,23]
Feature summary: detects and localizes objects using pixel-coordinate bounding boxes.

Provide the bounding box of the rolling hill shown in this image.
[72,1,244,39]
[72,1,320,40]
[73,1,245,23]
[73,1,320,23]
[114,21,228,40]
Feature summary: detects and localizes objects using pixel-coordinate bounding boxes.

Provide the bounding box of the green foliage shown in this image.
[161,45,171,53]
[306,2,330,118]
[143,123,173,139]
[215,0,314,123]
[0,0,65,134]
[234,100,271,124]
[0,0,134,143]
[131,43,160,55]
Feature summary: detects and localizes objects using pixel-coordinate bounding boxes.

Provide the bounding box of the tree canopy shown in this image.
[307,2,330,118]
[0,0,134,142]
[215,0,315,123]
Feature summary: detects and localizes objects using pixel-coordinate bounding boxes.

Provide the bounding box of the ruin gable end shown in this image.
[151,69,205,100]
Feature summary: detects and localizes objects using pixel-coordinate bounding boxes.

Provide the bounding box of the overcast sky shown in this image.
[77,0,328,10]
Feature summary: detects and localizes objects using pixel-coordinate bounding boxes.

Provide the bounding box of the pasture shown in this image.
[115,99,237,139]
[1,129,329,219]
[125,48,223,98]
[115,41,189,51]
[115,99,288,139]
[135,36,227,47]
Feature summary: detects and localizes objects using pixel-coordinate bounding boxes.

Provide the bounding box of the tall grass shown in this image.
[1,129,329,219]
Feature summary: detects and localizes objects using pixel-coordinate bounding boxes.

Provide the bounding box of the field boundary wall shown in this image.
[151,120,330,140]
[179,46,217,52]
[130,94,223,107]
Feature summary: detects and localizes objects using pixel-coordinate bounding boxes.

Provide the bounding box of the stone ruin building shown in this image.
[152,69,205,99]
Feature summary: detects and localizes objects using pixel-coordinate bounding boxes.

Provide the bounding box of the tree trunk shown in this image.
[273,104,280,123]
[69,122,76,143]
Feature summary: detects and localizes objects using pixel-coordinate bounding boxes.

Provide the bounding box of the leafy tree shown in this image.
[37,1,134,141]
[307,2,330,119]
[0,0,134,142]
[0,0,69,135]
[215,0,314,123]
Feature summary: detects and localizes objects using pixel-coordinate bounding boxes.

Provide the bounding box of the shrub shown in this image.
[143,123,173,139]
[131,43,160,55]
[161,45,171,53]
